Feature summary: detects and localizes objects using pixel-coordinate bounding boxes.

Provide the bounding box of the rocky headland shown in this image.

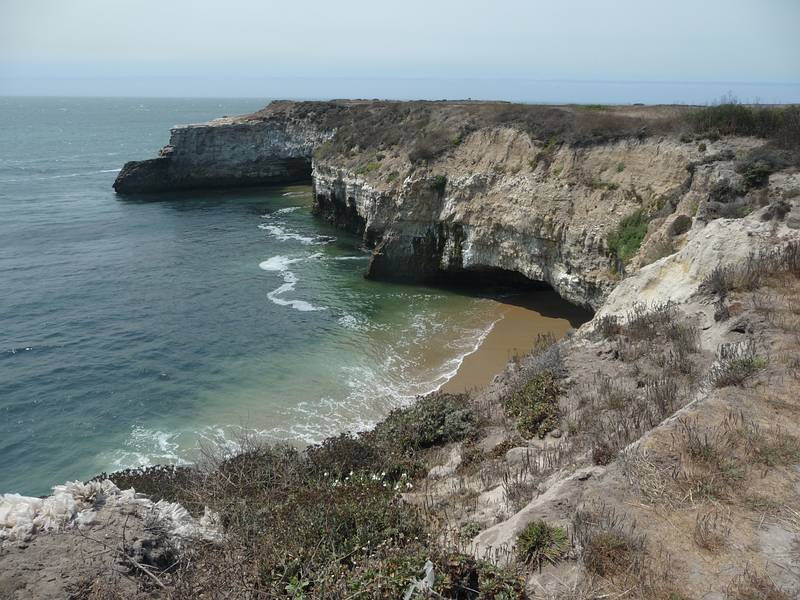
[3,101,799,599]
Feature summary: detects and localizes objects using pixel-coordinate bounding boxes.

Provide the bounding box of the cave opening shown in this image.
[434,266,549,291]
[429,266,594,325]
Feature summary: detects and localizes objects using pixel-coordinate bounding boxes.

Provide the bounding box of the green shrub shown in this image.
[709,340,765,388]
[459,521,482,541]
[607,210,648,263]
[689,102,800,150]
[312,140,335,160]
[430,174,447,195]
[589,179,620,191]
[505,370,561,438]
[374,392,476,450]
[101,391,521,598]
[516,520,569,568]
[355,161,381,175]
[98,465,198,512]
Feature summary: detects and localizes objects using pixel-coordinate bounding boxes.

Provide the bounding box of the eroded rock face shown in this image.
[313,132,764,309]
[113,100,770,309]
[113,115,331,193]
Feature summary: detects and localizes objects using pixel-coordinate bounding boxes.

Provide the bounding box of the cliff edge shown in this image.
[115,100,796,310]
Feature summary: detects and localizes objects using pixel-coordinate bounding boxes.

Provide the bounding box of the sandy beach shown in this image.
[443,290,591,393]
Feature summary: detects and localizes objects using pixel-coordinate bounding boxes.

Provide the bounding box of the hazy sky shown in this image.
[1,0,798,102]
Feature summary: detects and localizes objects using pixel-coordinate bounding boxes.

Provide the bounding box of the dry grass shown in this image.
[708,339,766,388]
[693,509,732,552]
[726,567,793,600]
[702,241,800,300]
[623,407,800,510]
[572,505,686,599]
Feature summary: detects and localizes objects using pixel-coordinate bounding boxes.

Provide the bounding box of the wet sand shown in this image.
[442,290,591,393]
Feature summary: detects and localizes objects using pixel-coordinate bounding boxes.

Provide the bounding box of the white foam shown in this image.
[259,255,303,271]
[258,223,334,245]
[274,206,302,214]
[106,426,189,471]
[331,255,370,261]
[259,254,326,312]
[338,314,365,330]
[267,271,324,312]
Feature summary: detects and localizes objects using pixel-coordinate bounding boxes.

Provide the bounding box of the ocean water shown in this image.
[0,97,514,495]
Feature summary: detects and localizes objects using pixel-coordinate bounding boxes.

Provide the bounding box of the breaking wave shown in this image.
[104,426,190,471]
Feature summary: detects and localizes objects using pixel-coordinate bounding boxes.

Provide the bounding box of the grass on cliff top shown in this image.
[100,392,528,599]
[282,99,798,169]
[688,102,800,150]
[299,100,684,165]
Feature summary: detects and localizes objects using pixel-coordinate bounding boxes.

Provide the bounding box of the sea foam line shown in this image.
[259,254,326,312]
[100,311,503,467]
[257,223,334,246]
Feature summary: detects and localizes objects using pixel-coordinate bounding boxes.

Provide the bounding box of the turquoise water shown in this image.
[0,98,502,495]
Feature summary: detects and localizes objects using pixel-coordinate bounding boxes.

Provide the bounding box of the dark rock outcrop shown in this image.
[113,113,331,193]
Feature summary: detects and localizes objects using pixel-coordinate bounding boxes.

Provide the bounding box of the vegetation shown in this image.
[505,370,561,438]
[531,136,560,169]
[374,391,476,451]
[573,506,643,580]
[702,241,800,299]
[688,102,800,150]
[355,161,381,175]
[589,179,619,191]
[709,340,765,388]
[694,510,731,552]
[515,520,569,569]
[607,210,648,264]
[430,174,448,196]
[726,568,793,600]
[95,393,529,599]
[277,100,799,175]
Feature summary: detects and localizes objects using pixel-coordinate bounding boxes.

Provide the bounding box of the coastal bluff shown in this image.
[115,100,791,310]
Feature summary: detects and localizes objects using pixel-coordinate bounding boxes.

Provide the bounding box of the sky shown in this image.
[1,0,798,103]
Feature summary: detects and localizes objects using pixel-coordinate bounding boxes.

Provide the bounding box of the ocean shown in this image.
[0,97,517,495]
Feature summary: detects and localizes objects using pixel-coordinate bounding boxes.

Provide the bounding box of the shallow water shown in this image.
[0,97,535,495]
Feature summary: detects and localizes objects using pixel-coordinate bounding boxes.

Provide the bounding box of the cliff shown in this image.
[115,100,785,309]
[113,102,334,193]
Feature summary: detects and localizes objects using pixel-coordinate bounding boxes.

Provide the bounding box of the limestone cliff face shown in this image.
[114,100,774,310]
